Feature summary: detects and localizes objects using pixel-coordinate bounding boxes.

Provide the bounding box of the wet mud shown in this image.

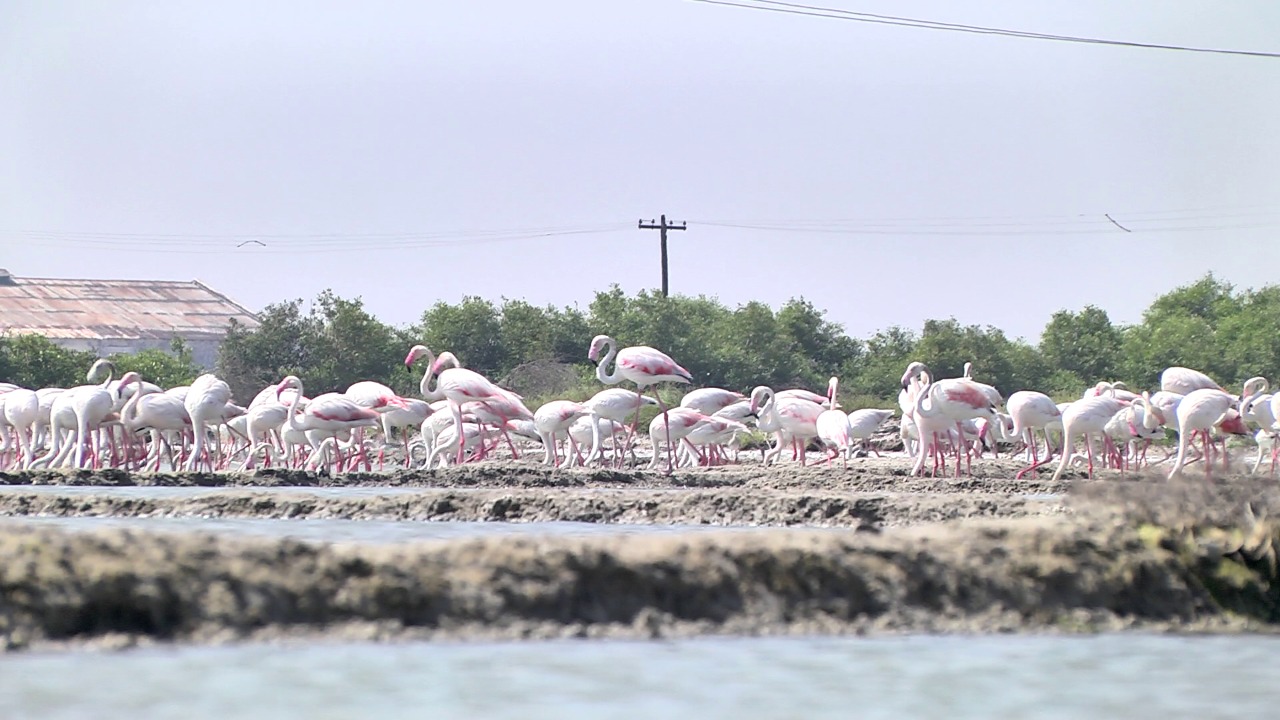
[2,460,1277,650]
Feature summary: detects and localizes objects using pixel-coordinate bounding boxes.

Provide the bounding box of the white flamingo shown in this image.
[588,335,693,473]
[1168,388,1237,480]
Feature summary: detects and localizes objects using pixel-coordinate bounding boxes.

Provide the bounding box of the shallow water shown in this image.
[0,515,773,544]
[2,635,1277,719]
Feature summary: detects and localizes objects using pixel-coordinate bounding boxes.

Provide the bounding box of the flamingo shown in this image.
[1004,390,1062,479]
[183,373,233,471]
[116,373,190,471]
[1238,377,1275,473]
[533,400,589,467]
[750,386,824,466]
[405,345,517,465]
[1161,367,1222,396]
[1083,381,1139,404]
[2,388,39,469]
[588,335,693,473]
[679,388,746,415]
[903,365,999,477]
[568,415,627,467]
[961,362,1005,407]
[846,408,895,457]
[645,407,707,470]
[275,375,380,470]
[1168,388,1238,480]
[378,399,433,469]
[681,415,749,467]
[31,384,114,469]
[1102,392,1165,471]
[775,388,830,406]
[581,388,657,466]
[1051,392,1129,481]
[815,377,854,465]
[425,422,486,468]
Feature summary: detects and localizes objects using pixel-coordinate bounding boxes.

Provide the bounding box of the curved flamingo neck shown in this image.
[286,379,306,432]
[914,373,942,419]
[417,350,445,402]
[121,377,144,428]
[595,337,623,385]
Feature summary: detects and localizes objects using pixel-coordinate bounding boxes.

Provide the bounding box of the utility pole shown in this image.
[638,215,686,297]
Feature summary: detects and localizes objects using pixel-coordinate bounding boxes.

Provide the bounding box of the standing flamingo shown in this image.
[405,345,518,465]
[1161,367,1222,396]
[533,400,590,467]
[903,365,1000,477]
[1051,392,1129,481]
[183,373,232,471]
[815,377,854,465]
[1168,388,1238,480]
[1238,377,1275,473]
[750,386,824,466]
[581,388,657,466]
[679,388,746,415]
[588,335,693,473]
[2,388,39,469]
[1004,390,1062,479]
[846,408,895,457]
[276,375,380,471]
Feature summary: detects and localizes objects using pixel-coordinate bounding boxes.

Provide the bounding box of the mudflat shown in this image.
[1,458,1276,651]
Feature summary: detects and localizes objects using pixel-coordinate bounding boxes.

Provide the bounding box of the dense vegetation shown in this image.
[4,275,1278,408]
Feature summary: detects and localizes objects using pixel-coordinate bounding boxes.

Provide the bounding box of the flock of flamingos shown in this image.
[0,334,1269,481]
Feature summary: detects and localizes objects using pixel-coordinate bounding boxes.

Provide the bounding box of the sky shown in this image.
[3,0,1279,344]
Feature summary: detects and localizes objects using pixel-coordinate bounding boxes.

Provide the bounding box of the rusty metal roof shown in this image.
[0,275,260,341]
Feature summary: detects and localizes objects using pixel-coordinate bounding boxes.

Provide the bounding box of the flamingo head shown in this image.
[275,375,302,401]
[404,345,431,367]
[86,357,115,383]
[749,386,772,414]
[587,335,611,363]
[900,362,927,390]
[116,371,143,388]
[1217,409,1249,436]
[430,351,461,375]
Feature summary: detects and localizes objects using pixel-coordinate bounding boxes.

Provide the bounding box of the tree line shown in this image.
[3,275,1277,407]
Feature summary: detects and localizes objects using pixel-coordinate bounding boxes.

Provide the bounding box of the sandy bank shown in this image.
[1,478,1276,650]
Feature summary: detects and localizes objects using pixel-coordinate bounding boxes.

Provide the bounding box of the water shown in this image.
[0,515,772,545]
[2,635,1277,719]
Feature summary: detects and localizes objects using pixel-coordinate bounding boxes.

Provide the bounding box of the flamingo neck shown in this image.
[121,378,144,428]
[286,380,306,432]
[595,338,623,385]
[914,374,941,419]
[417,351,445,401]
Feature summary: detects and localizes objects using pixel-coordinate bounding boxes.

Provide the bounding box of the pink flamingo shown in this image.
[533,400,590,467]
[277,375,380,472]
[750,386,824,466]
[903,365,1000,477]
[679,388,746,415]
[588,335,693,473]
[405,345,517,465]
[1161,367,1222,396]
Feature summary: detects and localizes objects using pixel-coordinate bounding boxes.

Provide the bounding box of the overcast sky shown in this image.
[3,0,1279,344]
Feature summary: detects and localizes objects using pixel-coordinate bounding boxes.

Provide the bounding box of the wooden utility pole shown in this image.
[638,215,687,297]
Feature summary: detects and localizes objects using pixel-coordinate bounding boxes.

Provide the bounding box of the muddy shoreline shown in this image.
[1,462,1277,651]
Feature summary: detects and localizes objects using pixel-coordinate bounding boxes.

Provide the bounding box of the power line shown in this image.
[6,225,633,255]
[690,0,1280,59]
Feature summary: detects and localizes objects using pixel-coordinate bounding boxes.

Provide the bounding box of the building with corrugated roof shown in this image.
[0,269,260,369]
